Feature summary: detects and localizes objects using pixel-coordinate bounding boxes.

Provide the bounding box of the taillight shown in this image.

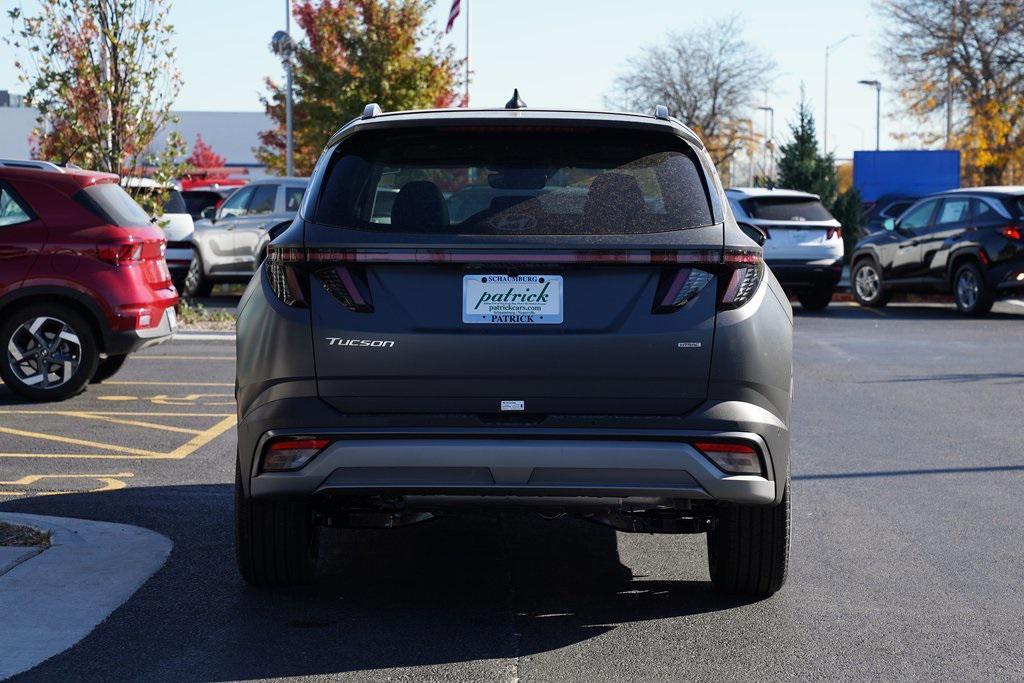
[265,244,307,307]
[693,440,763,475]
[654,268,714,312]
[97,241,143,264]
[826,226,842,240]
[261,437,331,471]
[1002,226,1022,241]
[718,250,764,310]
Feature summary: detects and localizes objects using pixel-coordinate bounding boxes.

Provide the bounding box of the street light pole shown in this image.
[858,79,882,151]
[285,0,294,177]
[758,105,775,180]
[271,6,297,177]
[823,34,857,155]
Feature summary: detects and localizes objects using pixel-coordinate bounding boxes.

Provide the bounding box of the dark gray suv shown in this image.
[234,103,794,596]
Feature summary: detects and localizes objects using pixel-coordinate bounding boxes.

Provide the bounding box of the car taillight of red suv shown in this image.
[0,159,178,401]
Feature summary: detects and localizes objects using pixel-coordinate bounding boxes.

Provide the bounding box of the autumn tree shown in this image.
[877,0,1024,184]
[258,0,461,175]
[185,134,227,172]
[7,1,187,214]
[606,16,775,170]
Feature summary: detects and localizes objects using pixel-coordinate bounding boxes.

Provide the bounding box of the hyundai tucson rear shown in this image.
[235,105,794,596]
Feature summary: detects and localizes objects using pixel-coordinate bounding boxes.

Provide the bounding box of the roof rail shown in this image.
[361,103,382,119]
[654,105,670,120]
[0,159,67,173]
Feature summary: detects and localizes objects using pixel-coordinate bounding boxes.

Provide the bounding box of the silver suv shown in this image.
[184,177,307,297]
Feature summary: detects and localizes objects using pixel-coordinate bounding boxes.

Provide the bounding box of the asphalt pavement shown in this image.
[1,301,1023,680]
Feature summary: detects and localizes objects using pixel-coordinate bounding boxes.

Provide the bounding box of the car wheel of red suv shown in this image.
[1,303,100,401]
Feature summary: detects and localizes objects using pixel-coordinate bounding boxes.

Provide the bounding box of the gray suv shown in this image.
[184,177,307,297]
[234,102,794,596]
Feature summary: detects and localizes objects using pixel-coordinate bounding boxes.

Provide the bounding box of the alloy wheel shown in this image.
[956,269,978,309]
[855,265,880,301]
[6,316,83,390]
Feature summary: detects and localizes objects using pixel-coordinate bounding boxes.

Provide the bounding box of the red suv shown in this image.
[0,160,178,401]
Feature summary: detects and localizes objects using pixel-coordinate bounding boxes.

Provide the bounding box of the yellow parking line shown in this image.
[0,453,165,460]
[0,427,163,457]
[164,415,237,459]
[0,410,233,417]
[61,412,203,435]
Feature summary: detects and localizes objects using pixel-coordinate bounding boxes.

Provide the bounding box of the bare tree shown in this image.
[877,0,1024,184]
[606,16,776,168]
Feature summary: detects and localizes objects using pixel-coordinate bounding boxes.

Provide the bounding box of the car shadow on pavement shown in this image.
[1,485,756,680]
[793,304,1024,321]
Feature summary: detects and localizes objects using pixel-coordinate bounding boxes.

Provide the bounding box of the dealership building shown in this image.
[0,91,272,177]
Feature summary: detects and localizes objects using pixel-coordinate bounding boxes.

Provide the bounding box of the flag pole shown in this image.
[464,0,470,106]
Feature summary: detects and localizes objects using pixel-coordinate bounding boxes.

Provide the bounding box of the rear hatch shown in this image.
[293,125,728,417]
[740,195,841,261]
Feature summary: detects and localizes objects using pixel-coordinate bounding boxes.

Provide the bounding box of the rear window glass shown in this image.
[312,128,712,235]
[182,190,224,218]
[81,183,152,226]
[162,190,187,215]
[741,197,833,222]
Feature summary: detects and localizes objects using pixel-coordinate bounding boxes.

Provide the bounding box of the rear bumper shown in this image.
[990,256,1024,296]
[767,259,842,290]
[238,398,789,508]
[104,305,177,355]
[250,435,776,505]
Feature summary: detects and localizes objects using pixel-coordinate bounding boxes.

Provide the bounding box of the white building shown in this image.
[0,105,274,176]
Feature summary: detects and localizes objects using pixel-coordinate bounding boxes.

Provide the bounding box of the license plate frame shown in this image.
[462,274,563,325]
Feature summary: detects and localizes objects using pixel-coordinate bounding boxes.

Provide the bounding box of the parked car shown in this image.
[726,187,843,310]
[181,184,242,220]
[185,177,307,297]
[122,177,194,290]
[850,187,1024,315]
[233,102,793,595]
[0,159,177,401]
[863,193,919,234]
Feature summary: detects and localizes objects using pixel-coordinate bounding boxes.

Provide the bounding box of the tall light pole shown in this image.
[823,34,857,155]
[858,79,882,150]
[758,105,775,180]
[271,1,296,177]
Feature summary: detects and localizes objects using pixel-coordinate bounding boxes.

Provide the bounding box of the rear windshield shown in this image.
[131,187,188,215]
[80,183,152,227]
[182,191,224,218]
[312,128,713,235]
[741,197,833,222]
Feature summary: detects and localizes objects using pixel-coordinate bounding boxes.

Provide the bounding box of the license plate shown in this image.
[166,307,177,331]
[462,274,563,324]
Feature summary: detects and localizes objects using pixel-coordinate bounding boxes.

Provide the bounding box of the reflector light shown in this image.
[262,437,331,471]
[693,441,763,475]
[97,241,143,264]
[655,268,713,312]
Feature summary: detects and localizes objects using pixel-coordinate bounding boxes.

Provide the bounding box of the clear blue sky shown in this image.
[2,0,891,160]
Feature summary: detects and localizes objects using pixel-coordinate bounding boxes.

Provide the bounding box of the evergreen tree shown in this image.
[777,94,837,207]
[831,187,866,263]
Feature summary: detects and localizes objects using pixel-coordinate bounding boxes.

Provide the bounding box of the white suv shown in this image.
[726,187,844,310]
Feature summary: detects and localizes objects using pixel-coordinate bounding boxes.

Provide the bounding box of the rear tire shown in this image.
[797,286,834,311]
[183,251,213,299]
[852,259,889,308]
[707,476,790,597]
[952,261,994,317]
[90,354,128,384]
[0,303,99,402]
[235,461,318,587]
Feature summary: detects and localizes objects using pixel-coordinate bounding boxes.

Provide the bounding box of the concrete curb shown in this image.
[0,513,172,680]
